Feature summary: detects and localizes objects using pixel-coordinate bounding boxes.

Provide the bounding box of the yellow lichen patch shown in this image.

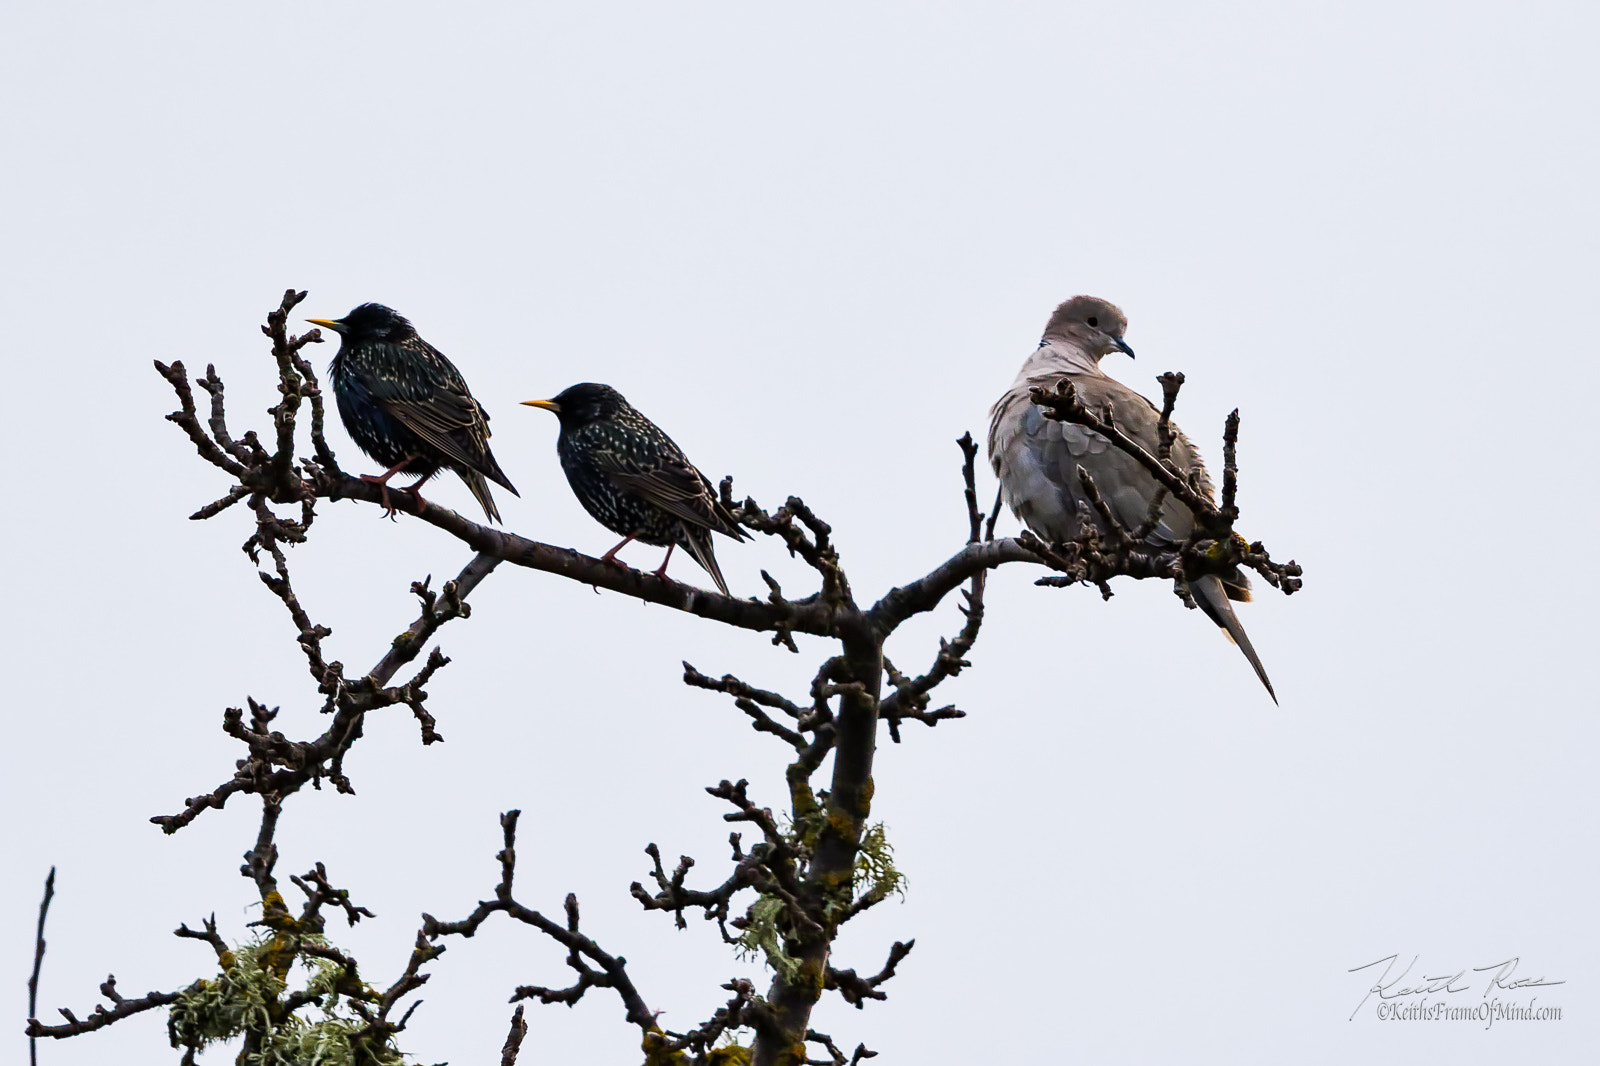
[817,867,852,890]
[258,931,299,983]
[259,890,299,933]
[798,957,826,994]
[641,1027,689,1065]
[785,763,818,819]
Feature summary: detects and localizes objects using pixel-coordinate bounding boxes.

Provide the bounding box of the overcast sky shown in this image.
[4,2,1597,1063]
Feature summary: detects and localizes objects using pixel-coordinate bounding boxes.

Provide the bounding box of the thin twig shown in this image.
[28,867,56,1066]
[500,1005,528,1066]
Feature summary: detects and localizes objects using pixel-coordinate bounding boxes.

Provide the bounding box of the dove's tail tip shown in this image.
[1232,626,1278,705]
[1256,663,1279,705]
[1193,575,1278,705]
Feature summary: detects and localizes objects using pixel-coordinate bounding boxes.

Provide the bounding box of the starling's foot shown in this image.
[359,474,401,520]
[357,458,419,520]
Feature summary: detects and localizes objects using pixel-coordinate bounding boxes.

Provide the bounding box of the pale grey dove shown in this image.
[987,295,1275,702]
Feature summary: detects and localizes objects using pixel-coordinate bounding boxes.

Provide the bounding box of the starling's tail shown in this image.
[680,527,731,596]
[461,470,504,524]
[1191,574,1276,704]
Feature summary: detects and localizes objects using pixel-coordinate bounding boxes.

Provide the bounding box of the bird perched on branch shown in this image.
[987,295,1275,701]
[308,303,517,522]
[523,383,747,595]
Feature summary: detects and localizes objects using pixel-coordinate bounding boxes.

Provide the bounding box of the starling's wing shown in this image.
[370,366,518,494]
[595,450,748,540]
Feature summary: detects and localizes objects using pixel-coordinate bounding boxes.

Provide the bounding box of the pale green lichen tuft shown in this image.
[734,896,802,984]
[167,934,405,1066]
[852,821,906,909]
[735,821,906,978]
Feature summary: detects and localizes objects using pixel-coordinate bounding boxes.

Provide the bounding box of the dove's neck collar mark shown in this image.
[1012,338,1106,386]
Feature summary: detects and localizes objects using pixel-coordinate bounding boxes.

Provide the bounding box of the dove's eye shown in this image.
[1086,316,1099,327]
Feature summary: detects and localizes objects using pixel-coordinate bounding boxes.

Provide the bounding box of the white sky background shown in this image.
[3,1,1597,1062]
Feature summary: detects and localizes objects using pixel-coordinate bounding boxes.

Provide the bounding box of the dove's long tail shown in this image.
[1191,574,1277,705]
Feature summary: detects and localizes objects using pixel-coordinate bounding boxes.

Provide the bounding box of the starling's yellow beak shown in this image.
[305,318,344,333]
[521,399,561,413]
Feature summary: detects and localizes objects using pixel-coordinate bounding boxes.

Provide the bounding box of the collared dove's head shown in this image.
[1043,295,1135,360]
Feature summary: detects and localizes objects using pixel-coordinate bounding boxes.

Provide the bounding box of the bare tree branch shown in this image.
[32,289,1300,1066]
[826,940,915,1009]
[27,985,183,1040]
[422,811,659,1031]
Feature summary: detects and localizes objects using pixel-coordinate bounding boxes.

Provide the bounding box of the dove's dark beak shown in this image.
[1113,337,1135,359]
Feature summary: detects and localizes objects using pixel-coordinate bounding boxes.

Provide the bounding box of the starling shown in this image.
[522,383,747,594]
[307,303,517,522]
[987,295,1276,702]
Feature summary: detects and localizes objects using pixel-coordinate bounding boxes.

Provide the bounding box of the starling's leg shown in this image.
[599,534,639,568]
[405,470,436,515]
[652,542,677,581]
[360,458,415,519]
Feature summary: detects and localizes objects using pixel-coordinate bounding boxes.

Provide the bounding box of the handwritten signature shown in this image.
[1349,956,1566,1020]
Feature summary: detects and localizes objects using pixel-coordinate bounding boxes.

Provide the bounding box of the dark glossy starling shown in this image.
[307,303,517,522]
[522,383,747,594]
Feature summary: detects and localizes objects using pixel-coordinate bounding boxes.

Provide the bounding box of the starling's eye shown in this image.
[1086,316,1099,328]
